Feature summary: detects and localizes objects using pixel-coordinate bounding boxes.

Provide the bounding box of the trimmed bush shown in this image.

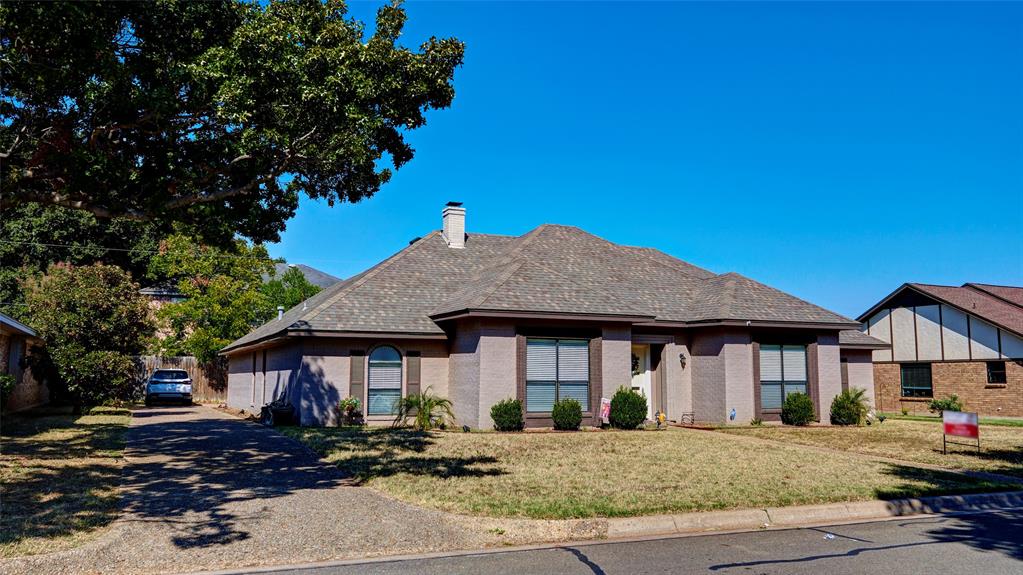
[830,388,869,426]
[781,392,815,426]
[928,394,963,415]
[551,398,582,431]
[491,398,525,432]
[609,386,647,429]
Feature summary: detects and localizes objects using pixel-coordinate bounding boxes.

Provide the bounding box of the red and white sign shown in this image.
[943,411,979,439]
[600,397,611,424]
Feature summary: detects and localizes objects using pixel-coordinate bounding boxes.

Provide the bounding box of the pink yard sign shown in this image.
[943,411,979,439]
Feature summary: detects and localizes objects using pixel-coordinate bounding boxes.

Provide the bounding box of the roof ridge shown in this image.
[963,283,1023,309]
[304,230,443,321]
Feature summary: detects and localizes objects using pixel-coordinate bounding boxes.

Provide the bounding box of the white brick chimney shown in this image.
[442,202,465,248]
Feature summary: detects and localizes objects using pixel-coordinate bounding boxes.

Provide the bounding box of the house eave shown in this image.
[635,319,861,330]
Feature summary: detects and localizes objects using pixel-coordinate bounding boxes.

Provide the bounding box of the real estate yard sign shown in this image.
[942,411,980,454]
[600,397,611,425]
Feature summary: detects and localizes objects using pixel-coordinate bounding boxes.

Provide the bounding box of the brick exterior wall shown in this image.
[874,360,1023,417]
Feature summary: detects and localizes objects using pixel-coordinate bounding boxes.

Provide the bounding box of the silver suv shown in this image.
[145,369,193,405]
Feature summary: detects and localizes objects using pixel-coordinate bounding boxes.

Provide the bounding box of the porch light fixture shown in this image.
[679,352,687,369]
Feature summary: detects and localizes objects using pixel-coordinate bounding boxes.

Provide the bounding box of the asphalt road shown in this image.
[261,509,1023,575]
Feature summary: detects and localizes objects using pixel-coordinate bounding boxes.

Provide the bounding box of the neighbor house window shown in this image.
[526,338,589,412]
[900,363,933,397]
[368,346,402,415]
[759,345,807,410]
[987,361,1007,384]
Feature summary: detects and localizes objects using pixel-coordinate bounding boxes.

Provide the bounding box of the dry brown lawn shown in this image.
[0,406,129,557]
[282,425,1018,519]
[719,419,1023,479]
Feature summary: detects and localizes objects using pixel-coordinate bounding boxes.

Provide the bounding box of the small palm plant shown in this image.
[393,387,455,431]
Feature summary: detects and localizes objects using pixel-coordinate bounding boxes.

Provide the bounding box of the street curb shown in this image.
[605,490,1023,538]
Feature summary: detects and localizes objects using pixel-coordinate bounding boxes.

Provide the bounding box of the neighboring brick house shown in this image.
[857,283,1023,417]
[222,203,886,428]
[1,312,48,412]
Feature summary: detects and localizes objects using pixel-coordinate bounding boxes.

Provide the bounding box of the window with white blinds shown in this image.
[526,338,590,412]
[368,346,402,415]
[759,344,808,410]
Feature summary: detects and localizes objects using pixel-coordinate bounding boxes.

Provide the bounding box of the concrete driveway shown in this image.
[2,405,597,575]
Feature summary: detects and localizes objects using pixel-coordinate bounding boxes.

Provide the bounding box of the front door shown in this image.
[631,344,653,420]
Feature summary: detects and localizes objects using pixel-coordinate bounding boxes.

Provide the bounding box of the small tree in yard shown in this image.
[830,388,870,426]
[609,386,647,429]
[781,392,815,426]
[23,263,153,408]
[393,387,454,431]
[551,398,583,431]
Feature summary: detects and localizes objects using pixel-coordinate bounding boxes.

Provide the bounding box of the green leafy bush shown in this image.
[781,392,815,426]
[338,396,363,426]
[928,395,963,415]
[830,388,869,426]
[491,398,524,431]
[551,398,582,431]
[609,386,647,429]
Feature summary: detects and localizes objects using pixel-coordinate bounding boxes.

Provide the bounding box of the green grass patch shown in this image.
[1,406,130,557]
[720,419,1023,479]
[281,425,1017,520]
[880,412,1023,428]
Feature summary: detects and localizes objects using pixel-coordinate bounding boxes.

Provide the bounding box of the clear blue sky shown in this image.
[267,1,1023,319]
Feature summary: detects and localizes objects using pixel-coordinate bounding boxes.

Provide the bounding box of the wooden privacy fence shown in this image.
[134,355,227,402]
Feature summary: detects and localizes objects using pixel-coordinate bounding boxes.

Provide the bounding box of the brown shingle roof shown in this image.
[909,283,1023,337]
[839,330,889,349]
[223,224,858,352]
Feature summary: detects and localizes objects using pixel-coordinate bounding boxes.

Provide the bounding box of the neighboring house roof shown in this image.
[0,311,36,338]
[266,263,341,289]
[857,282,1023,338]
[223,224,858,353]
[838,330,889,349]
[139,282,185,298]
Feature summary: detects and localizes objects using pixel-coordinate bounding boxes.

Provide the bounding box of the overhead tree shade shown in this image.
[0,0,465,243]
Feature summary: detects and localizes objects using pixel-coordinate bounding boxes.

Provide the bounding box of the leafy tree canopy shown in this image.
[0,203,166,314]
[260,265,322,315]
[1,0,464,242]
[22,263,154,405]
[150,233,274,363]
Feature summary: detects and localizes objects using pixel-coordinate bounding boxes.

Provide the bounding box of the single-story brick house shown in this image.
[857,282,1023,417]
[223,203,887,427]
[1,311,48,413]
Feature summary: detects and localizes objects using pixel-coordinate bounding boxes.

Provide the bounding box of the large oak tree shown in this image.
[1,0,464,242]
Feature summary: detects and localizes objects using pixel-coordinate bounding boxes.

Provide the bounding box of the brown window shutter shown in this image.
[406,351,421,396]
[349,350,365,405]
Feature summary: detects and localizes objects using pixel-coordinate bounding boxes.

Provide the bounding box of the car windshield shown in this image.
[152,370,189,380]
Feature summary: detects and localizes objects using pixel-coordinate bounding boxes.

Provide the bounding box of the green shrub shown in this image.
[551,398,582,431]
[491,398,524,431]
[609,386,647,429]
[781,392,815,426]
[0,374,16,410]
[928,395,963,415]
[338,396,363,426]
[830,388,869,426]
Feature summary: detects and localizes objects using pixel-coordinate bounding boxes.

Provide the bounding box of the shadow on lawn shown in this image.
[931,446,1023,479]
[290,426,506,485]
[873,463,1022,501]
[0,411,125,551]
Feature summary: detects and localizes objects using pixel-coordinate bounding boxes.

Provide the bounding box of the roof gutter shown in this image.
[634,319,861,330]
[0,313,37,337]
[429,308,657,324]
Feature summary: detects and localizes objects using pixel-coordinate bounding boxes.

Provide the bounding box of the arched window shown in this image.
[367,346,402,415]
